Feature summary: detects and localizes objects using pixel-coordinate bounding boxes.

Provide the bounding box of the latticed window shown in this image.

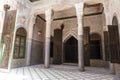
[13,28,27,59]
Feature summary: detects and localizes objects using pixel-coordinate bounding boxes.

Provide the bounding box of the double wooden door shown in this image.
[106,25,120,63]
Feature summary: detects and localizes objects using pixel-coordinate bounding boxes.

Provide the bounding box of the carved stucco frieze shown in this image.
[17,16,26,24]
[63,27,78,42]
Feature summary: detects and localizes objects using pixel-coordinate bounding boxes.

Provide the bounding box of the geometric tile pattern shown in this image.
[0,65,119,80]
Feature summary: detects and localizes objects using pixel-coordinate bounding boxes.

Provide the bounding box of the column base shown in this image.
[79,69,85,72]
[79,67,85,71]
[109,62,116,74]
[44,65,50,68]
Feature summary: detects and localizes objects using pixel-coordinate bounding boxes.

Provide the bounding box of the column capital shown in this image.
[4,4,10,11]
[75,2,84,35]
[32,14,37,25]
[45,8,52,22]
[75,2,84,17]
[103,25,108,31]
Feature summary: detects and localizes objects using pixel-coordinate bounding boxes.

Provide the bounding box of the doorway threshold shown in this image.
[63,63,78,66]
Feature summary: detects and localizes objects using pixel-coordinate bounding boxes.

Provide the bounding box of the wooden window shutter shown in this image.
[108,25,120,63]
[83,27,90,66]
[104,31,110,61]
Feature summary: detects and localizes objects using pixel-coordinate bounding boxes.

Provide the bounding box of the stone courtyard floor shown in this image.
[0,65,119,80]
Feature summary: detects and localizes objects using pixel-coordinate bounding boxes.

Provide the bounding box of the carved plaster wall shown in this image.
[51,18,78,43]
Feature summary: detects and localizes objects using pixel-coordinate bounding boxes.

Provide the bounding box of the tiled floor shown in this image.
[0,65,119,80]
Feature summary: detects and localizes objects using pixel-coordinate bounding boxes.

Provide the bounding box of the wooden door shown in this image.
[53,29,62,64]
[108,25,120,63]
[83,27,90,66]
[104,31,110,61]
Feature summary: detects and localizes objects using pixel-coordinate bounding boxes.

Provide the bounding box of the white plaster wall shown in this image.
[83,15,103,35]
[51,18,78,42]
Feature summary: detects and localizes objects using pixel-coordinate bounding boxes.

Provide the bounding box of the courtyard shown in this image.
[0,65,119,80]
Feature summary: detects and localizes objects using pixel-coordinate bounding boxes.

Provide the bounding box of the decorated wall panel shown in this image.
[0,10,17,69]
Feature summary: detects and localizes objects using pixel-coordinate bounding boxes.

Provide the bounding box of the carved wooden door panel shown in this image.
[108,25,120,63]
[83,27,90,66]
[0,10,17,69]
[104,31,110,61]
[53,29,62,64]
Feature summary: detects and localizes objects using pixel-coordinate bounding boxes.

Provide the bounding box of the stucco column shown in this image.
[75,2,84,71]
[44,8,52,68]
[109,62,115,74]
[26,14,36,66]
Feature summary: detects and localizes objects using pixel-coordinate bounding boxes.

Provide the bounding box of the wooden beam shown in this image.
[84,7,104,16]
[53,16,76,21]
[37,15,46,22]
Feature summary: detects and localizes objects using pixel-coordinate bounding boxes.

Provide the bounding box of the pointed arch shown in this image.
[63,33,78,43]
[112,16,118,26]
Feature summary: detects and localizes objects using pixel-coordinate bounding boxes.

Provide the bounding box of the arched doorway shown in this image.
[50,36,53,64]
[90,33,102,59]
[64,36,78,63]
[13,27,27,59]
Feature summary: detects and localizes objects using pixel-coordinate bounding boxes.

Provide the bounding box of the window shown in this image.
[13,28,27,59]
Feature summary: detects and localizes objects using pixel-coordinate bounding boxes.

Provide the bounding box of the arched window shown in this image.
[13,28,27,59]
